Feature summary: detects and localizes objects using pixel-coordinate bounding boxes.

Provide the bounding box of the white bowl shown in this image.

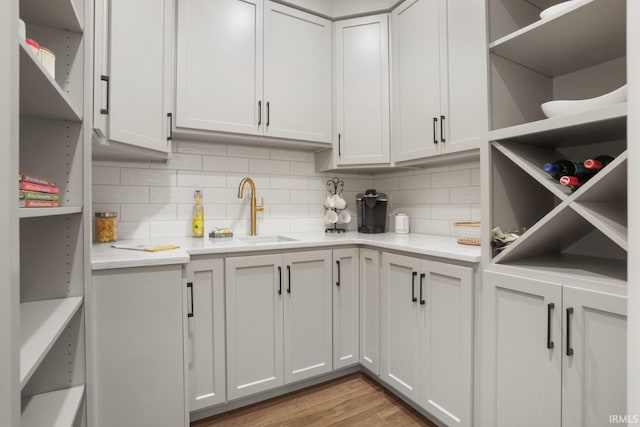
[539,0,580,20]
[541,85,627,118]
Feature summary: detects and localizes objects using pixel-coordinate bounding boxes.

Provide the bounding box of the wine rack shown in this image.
[487,0,627,283]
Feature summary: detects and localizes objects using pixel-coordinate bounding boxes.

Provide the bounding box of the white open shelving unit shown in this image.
[487,0,627,284]
[17,0,89,424]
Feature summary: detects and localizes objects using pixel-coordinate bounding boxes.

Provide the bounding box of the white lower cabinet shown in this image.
[333,248,360,369]
[185,258,226,411]
[225,250,332,400]
[360,248,381,374]
[482,270,627,427]
[381,252,473,426]
[90,265,187,427]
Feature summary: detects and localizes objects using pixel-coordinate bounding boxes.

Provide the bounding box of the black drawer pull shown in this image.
[287,265,291,294]
[419,273,426,305]
[411,272,417,303]
[566,307,574,356]
[336,260,341,287]
[547,303,554,349]
[278,266,282,295]
[187,282,194,318]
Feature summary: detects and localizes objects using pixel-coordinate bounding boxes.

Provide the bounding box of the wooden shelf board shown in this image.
[20,297,83,388]
[490,0,626,76]
[571,203,627,251]
[19,206,83,219]
[489,103,626,145]
[22,385,85,427]
[20,0,83,33]
[492,141,570,200]
[19,42,82,122]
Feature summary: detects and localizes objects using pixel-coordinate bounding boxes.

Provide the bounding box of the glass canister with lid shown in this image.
[95,212,117,242]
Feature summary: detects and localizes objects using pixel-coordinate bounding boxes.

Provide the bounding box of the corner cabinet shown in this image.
[90,265,187,427]
[482,270,627,427]
[185,258,226,412]
[93,0,174,159]
[381,252,473,427]
[334,14,391,166]
[225,250,332,400]
[175,0,332,144]
[392,0,486,163]
[333,248,360,369]
[359,248,381,375]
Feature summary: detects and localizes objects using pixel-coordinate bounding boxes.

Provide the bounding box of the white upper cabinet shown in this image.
[334,14,391,166]
[176,0,263,136]
[176,0,332,144]
[264,2,332,142]
[94,0,173,156]
[392,0,486,163]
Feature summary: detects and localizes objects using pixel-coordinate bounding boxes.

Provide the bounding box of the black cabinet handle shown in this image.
[266,101,270,127]
[338,134,341,156]
[547,303,554,349]
[432,117,438,144]
[167,113,173,141]
[419,273,426,305]
[287,265,291,294]
[411,272,417,303]
[187,282,194,318]
[440,115,446,143]
[278,266,282,295]
[566,307,574,356]
[336,260,341,287]
[258,100,262,126]
[100,75,110,115]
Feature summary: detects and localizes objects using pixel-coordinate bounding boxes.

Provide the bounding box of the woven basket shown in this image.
[453,221,481,246]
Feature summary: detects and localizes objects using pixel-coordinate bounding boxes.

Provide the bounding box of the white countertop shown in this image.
[91,231,482,270]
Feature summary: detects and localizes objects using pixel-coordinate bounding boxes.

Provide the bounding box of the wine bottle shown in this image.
[543,159,585,180]
[192,190,204,237]
[584,155,614,170]
[559,170,596,191]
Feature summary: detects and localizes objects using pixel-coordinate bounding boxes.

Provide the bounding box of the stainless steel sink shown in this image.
[237,235,299,245]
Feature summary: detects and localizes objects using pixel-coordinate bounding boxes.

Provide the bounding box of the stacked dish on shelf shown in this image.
[487,0,627,281]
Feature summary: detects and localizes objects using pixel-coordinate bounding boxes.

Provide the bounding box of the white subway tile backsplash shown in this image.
[177,203,227,221]
[226,173,270,190]
[291,218,324,232]
[227,145,270,159]
[414,188,450,204]
[150,153,203,171]
[93,185,149,204]
[431,169,471,188]
[93,166,120,185]
[290,189,327,204]
[249,158,290,175]
[150,186,229,204]
[270,148,313,162]
[470,168,480,185]
[270,204,309,218]
[203,155,249,173]
[120,204,177,221]
[259,189,291,205]
[450,186,481,204]
[177,140,227,156]
[404,174,431,190]
[149,220,192,238]
[431,204,472,220]
[121,168,177,186]
[116,221,150,240]
[413,219,451,236]
[290,161,315,176]
[177,170,227,188]
[270,175,308,190]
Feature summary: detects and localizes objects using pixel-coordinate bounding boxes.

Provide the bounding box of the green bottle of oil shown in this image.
[192,190,204,237]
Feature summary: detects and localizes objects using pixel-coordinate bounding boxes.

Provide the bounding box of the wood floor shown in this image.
[191,373,437,427]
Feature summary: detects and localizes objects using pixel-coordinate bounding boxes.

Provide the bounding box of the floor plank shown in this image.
[191,374,437,427]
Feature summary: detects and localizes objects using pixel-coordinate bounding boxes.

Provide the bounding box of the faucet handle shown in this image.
[256,197,265,212]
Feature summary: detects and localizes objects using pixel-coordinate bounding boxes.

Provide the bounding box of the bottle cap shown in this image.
[560,176,579,186]
[543,163,557,172]
[584,159,602,169]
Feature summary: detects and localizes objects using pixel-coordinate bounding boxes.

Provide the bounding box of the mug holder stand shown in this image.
[325,177,347,233]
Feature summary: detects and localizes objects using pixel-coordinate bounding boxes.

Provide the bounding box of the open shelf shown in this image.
[19,42,82,122]
[19,207,83,219]
[498,254,627,283]
[490,0,625,76]
[20,297,83,388]
[20,0,83,33]
[22,385,85,427]
[488,103,626,146]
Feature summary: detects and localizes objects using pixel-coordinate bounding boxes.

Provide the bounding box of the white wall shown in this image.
[628,0,639,418]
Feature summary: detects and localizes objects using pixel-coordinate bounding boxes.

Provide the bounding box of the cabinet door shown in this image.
[106,0,172,152]
[264,2,332,143]
[283,251,333,383]
[185,259,226,411]
[225,254,283,399]
[391,0,441,162]
[91,266,186,427]
[443,0,486,153]
[482,270,562,427]
[335,15,391,166]
[562,287,627,427]
[333,248,360,369]
[176,0,263,135]
[380,253,422,402]
[420,260,473,427]
[360,248,380,374]
[93,0,109,138]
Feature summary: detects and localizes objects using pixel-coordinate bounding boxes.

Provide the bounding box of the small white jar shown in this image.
[395,213,409,234]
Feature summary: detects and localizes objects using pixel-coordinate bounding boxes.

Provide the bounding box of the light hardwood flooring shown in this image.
[191,373,437,426]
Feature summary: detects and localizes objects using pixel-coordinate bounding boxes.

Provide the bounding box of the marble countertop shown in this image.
[91,231,482,270]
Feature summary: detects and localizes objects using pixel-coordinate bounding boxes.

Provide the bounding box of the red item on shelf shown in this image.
[25,38,40,49]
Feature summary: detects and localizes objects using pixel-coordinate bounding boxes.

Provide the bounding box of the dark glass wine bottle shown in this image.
[584,155,614,170]
[559,170,596,191]
[543,160,585,180]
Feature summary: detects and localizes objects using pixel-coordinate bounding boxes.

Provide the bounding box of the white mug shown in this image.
[334,194,347,210]
[339,210,351,224]
[324,210,338,224]
[395,213,409,234]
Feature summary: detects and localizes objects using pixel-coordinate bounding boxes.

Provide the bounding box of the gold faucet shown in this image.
[237,177,264,236]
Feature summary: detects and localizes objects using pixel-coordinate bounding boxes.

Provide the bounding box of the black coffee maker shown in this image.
[356,189,388,233]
